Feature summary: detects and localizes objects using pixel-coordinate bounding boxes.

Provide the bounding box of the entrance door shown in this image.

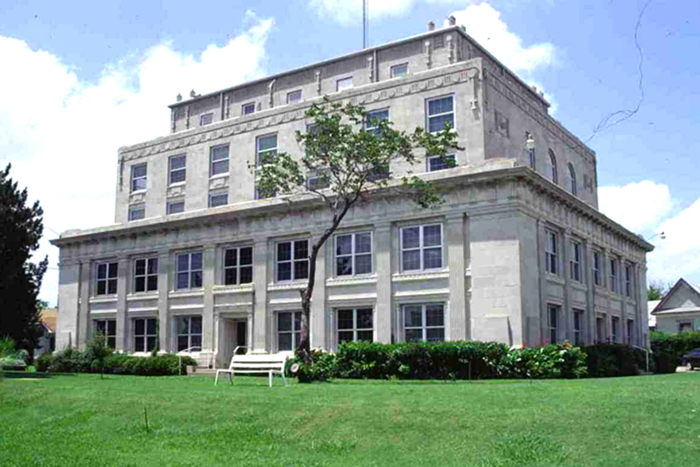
[236,320,247,353]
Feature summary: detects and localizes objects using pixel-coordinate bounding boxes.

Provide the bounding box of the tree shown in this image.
[0,164,48,352]
[647,280,671,301]
[254,100,461,362]
[85,332,113,379]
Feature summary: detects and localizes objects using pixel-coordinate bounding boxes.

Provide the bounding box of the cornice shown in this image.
[213,284,254,295]
[267,282,309,292]
[392,271,450,282]
[326,275,378,287]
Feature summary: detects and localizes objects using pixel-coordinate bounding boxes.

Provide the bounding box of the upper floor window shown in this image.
[257,134,278,166]
[129,205,145,222]
[403,303,445,342]
[625,264,633,297]
[286,90,302,104]
[278,311,301,351]
[336,76,353,92]
[199,112,213,126]
[167,200,185,215]
[209,192,228,208]
[427,154,456,172]
[335,232,372,276]
[169,154,186,184]
[134,257,158,293]
[570,240,582,282]
[337,308,373,344]
[176,251,203,290]
[94,319,116,348]
[610,258,619,293]
[131,163,147,192]
[390,63,408,78]
[277,240,309,282]
[545,230,558,275]
[401,224,443,272]
[242,102,255,116]
[548,149,558,185]
[593,250,603,286]
[96,262,118,296]
[210,145,229,177]
[568,163,577,195]
[224,246,253,285]
[176,316,202,351]
[365,109,389,135]
[427,96,454,134]
[133,318,157,352]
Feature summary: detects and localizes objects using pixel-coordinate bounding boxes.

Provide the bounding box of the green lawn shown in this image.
[2,372,700,466]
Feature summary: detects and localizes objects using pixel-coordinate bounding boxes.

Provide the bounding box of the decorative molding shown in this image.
[267,282,309,292]
[89,309,117,314]
[367,56,374,83]
[424,40,432,69]
[127,307,158,313]
[167,184,186,198]
[170,304,205,310]
[214,302,254,309]
[89,296,117,304]
[268,79,276,108]
[129,192,146,204]
[394,288,449,298]
[315,70,322,95]
[326,275,377,287]
[268,297,302,305]
[168,291,204,299]
[327,293,377,302]
[213,284,254,295]
[209,175,229,190]
[126,293,159,302]
[392,271,450,282]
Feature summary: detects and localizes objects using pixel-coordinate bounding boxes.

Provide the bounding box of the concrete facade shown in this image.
[52,24,653,368]
[650,279,700,334]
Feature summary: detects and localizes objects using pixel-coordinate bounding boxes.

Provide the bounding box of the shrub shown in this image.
[502,343,588,379]
[292,348,337,382]
[36,352,54,372]
[0,337,17,358]
[583,344,646,377]
[650,331,700,373]
[0,356,27,371]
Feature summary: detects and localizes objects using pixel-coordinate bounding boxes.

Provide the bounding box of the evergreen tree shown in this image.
[0,164,48,352]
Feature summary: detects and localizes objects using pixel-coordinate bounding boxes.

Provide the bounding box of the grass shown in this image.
[2,373,700,466]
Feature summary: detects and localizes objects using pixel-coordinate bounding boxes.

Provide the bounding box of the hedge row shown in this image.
[651,331,700,373]
[36,347,198,376]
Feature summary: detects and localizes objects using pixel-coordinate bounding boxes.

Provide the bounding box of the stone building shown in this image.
[52,21,653,367]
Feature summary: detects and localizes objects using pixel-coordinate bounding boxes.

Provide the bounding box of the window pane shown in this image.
[355,254,372,274]
[170,169,186,184]
[423,226,441,247]
[191,317,202,334]
[258,135,277,152]
[170,155,186,170]
[95,321,106,334]
[426,305,444,327]
[191,271,203,288]
[423,248,442,269]
[402,227,420,249]
[97,263,107,280]
[168,201,185,214]
[294,240,308,259]
[277,262,291,281]
[391,64,408,78]
[336,257,352,276]
[191,335,202,349]
[145,276,156,293]
[338,331,354,344]
[224,267,237,285]
[406,329,423,342]
[147,259,158,275]
[405,306,423,327]
[336,235,352,256]
[146,336,157,351]
[278,333,292,351]
[177,255,189,272]
[177,272,189,289]
[428,97,453,115]
[135,336,144,352]
[210,193,228,207]
[429,155,455,172]
[336,77,353,91]
[287,90,302,104]
[239,247,253,265]
[357,309,373,329]
[108,263,118,278]
[132,164,147,178]
[176,318,189,335]
[278,242,291,262]
[427,328,444,342]
[177,336,189,351]
[278,313,292,332]
[355,233,372,253]
[403,250,421,271]
[337,310,354,330]
[147,319,157,335]
[429,114,454,133]
[135,259,146,276]
[107,279,117,295]
[191,253,203,270]
[135,277,145,293]
[97,281,106,295]
[107,320,116,335]
[212,160,228,176]
[357,331,373,342]
[224,249,237,267]
[239,266,253,284]
[211,146,228,161]
[243,103,255,115]
[294,260,309,280]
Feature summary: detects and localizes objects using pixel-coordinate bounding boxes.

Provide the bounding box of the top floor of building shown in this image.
[115,20,599,225]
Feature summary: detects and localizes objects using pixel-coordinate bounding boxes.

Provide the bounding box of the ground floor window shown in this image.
[337,308,373,344]
[94,319,116,348]
[627,319,634,345]
[596,316,606,343]
[134,318,158,352]
[611,316,620,342]
[403,303,445,342]
[176,316,202,351]
[547,305,560,344]
[278,311,301,351]
[573,310,584,347]
[679,321,693,333]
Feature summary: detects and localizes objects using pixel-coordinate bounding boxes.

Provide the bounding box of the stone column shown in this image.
[536,219,547,345]
[77,260,92,348]
[562,230,572,343]
[115,256,129,351]
[157,250,170,353]
[638,262,649,348]
[583,240,595,345]
[447,213,467,341]
[252,238,269,351]
[374,222,392,343]
[202,246,216,356]
[310,231,327,349]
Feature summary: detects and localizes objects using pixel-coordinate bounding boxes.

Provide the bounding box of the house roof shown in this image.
[652,278,700,315]
[40,308,57,333]
[653,307,700,316]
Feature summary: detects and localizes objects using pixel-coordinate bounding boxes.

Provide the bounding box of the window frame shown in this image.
[223,246,254,286]
[593,250,603,287]
[168,154,186,185]
[93,319,116,348]
[573,309,584,347]
[336,307,374,345]
[128,205,145,222]
[133,257,158,293]
[570,240,582,282]
[209,144,230,178]
[167,200,185,215]
[400,223,444,272]
[336,76,353,92]
[334,231,373,277]
[130,163,147,193]
[611,316,620,342]
[390,63,408,78]
[547,304,560,344]
[626,319,634,344]
[545,230,558,275]
[427,154,456,172]
[209,191,229,208]
[276,239,310,282]
[610,258,619,293]
[95,261,118,296]
[133,317,158,352]
[277,311,302,351]
[256,133,278,166]
[175,251,203,290]
[426,95,455,134]
[242,102,255,116]
[402,303,445,342]
[175,316,202,352]
[199,112,213,126]
[286,89,302,104]
[365,108,390,134]
[625,264,633,297]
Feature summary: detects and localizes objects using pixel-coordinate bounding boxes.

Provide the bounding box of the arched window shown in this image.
[568,163,577,195]
[548,149,558,184]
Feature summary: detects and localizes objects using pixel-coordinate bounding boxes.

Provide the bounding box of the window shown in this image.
[335,232,372,276]
[548,305,559,344]
[94,319,116,348]
[129,205,145,221]
[336,76,353,91]
[277,311,301,351]
[210,145,229,177]
[403,304,445,342]
[427,154,456,172]
[242,102,255,115]
[365,109,389,134]
[625,264,633,297]
[131,163,147,192]
[96,262,118,296]
[200,112,213,126]
[134,258,158,293]
[223,246,253,285]
[568,163,577,195]
[286,90,302,104]
[545,230,558,275]
[367,162,390,181]
[337,308,373,344]
[626,319,634,345]
[167,200,185,215]
[257,134,278,166]
[596,317,605,343]
[176,316,202,351]
[548,149,558,184]
[570,240,582,282]
[307,170,331,190]
[134,318,157,352]
[401,224,443,271]
[593,251,603,286]
[611,317,620,342]
[276,240,309,282]
[574,310,584,347]
[209,192,228,207]
[609,258,619,293]
[427,96,454,133]
[680,321,693,333]
[390,63,408,78]
[176,251,203,290]
[169,154,186,184]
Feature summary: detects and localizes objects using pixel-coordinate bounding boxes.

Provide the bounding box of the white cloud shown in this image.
[308,0,464,27]
[598,180,673,233]
[0,14,274,305]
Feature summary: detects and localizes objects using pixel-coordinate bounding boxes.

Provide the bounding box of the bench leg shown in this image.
[229,371,233,385]
[215,371,219,386]
[281,371,288,387]
[269,371,273,388]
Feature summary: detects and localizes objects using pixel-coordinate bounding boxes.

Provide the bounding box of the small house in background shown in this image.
[35,307,57,357]
[650,279,700,334]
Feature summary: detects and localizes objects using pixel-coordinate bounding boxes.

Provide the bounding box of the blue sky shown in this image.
[1,0,698,304]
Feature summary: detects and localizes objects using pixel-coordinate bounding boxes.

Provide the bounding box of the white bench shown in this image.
[215,353,289,387]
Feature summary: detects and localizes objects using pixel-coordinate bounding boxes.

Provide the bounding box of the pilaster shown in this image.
[310,231,328,349]
[202,246,216,353]
[252,238,269,351]
[536,219,547,345]
[157,251,170,353]
[375,222,392,344]
[562,230,572,343]
[447,213,467,341]
[77,261,91,348]
[583,240,595,344]
[115,256,129,351]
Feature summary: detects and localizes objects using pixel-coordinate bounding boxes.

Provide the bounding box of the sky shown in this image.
[0,0,698,305]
